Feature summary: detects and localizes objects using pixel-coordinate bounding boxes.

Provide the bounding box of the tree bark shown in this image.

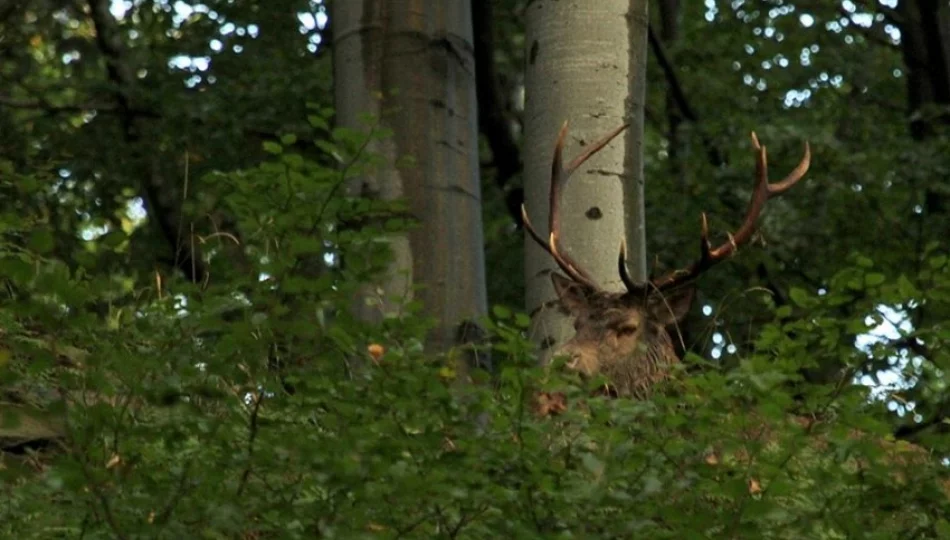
[331,0,488,356]
[523,0,649,361]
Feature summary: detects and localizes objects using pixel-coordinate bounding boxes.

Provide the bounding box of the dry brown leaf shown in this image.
[535,391,567,417]
[748,477,763,495]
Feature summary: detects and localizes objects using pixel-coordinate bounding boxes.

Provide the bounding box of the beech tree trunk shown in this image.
[331,1,488,355]
[523,0,650,362]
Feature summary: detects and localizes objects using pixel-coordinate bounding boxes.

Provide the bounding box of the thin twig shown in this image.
[236,390,264,498]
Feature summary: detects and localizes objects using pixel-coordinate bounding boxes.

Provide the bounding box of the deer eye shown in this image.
[615,324,638,337]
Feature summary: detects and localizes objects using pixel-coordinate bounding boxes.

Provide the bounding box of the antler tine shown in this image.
[520,126,578,280]
[523,121,629,290]
[618,238,647,293]
[521,202,591,286]
[546,122,570,253]
[547,122,598,286]
[751,131,811,193]
[718,133,810,257]
[652,132,811,292]
[565,123,630,176]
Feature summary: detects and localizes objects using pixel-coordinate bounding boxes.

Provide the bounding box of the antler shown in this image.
[650,132,811,292]
[525,124,810,297]
[522,121,629,291]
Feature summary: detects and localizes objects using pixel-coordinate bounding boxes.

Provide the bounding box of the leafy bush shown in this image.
[1,115,949,539]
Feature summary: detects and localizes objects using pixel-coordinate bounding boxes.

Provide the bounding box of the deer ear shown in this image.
[648,286,695,326]
[551,273,595,315]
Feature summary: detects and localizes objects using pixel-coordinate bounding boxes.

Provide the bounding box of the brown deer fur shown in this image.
[549,274,693,399]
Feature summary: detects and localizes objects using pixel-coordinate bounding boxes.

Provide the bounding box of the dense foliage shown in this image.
[1,0,949,537]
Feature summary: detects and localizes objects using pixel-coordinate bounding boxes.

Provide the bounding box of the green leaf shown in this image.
[281,153,305,169]
[514,312,531,328]
[308,115,329,130]
[788,287,811,307]
[262,141,283,154]
[896,274,919,298]
[855,255,874,268]
[581,452,604,477]
[492,305,511,320]
[99,229,127,250]
[314,140,339,159]
[280,133,298,146]
[864,273,886,287]
[640,471,663,496]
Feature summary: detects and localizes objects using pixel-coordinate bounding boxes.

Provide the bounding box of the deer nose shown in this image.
[564,355,592,380]
[565,355,582,371]
[552,344,590,377]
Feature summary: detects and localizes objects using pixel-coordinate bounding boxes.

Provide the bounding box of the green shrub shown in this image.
[1,119,949,539]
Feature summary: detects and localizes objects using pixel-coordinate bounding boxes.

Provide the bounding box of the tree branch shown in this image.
[0,92,163,119]
[647,24,724,167]
[648,24,696,123]
[0,93,113,113]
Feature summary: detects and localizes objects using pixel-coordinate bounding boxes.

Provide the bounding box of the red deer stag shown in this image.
[523,122,810,399]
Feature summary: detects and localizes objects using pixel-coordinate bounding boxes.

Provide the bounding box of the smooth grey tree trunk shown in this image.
[523,0,650,362]
[332,1,488,356]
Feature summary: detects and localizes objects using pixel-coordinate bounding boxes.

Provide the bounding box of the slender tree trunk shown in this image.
[523,0,650,361]
[331,1,488,357]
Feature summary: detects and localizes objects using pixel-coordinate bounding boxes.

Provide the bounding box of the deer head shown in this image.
[523,122,810,398]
